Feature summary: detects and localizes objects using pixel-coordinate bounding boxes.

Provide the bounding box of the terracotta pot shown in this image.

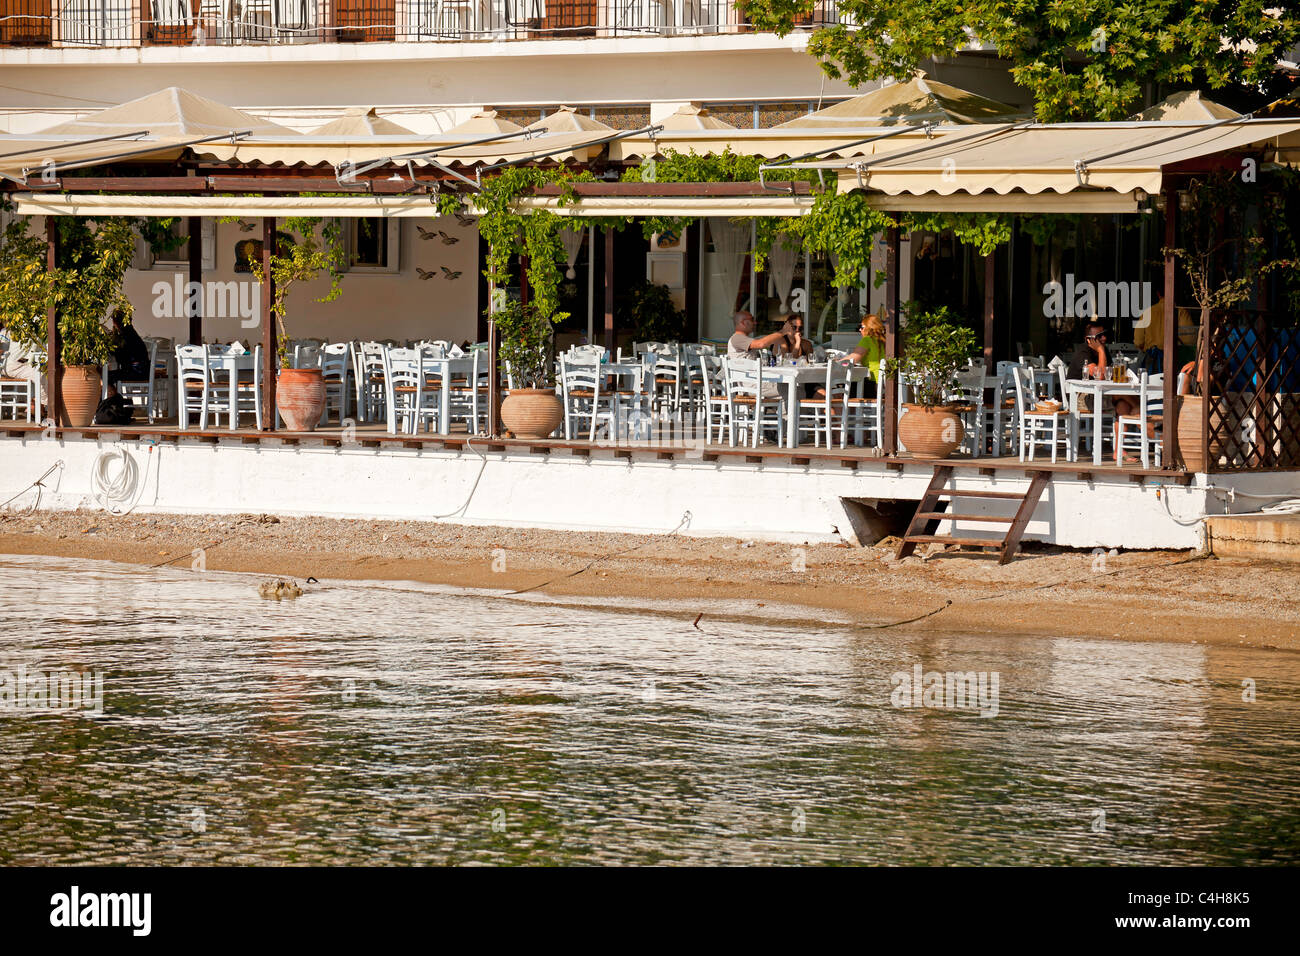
[500,388,562,440]
[898,403,964,460]
[277,367,325,432]
[59,365,102,428]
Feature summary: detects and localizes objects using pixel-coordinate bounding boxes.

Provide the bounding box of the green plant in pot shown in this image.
[883,303,978,460]
[0,216,136,427]
[495,296,566,439]
[619,280,690,344]
[248,217,344,431]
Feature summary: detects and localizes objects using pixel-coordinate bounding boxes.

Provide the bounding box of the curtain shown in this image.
[768,232,800,313]
[708,217,749,316]
[559,225,584,279]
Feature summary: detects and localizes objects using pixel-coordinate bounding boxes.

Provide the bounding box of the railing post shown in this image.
[261,216,277,431]
[187,215,203,345]
[603,226,615,354]
[1162,185,1179,467]
[45,215,61,428]
[882,226,901,455]
[983,250,995,368]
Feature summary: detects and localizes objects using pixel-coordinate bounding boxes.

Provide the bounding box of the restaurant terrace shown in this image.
[2,86,1299,554]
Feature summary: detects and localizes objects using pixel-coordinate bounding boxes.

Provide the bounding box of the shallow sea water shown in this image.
[1,553,1297,865]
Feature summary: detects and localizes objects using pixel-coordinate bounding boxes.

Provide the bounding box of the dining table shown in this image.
[1063,377,1144,465]
[766,360,872,449]
[206,349,258,430]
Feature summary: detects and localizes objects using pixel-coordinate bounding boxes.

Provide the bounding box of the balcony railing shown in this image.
[0,0,845,46]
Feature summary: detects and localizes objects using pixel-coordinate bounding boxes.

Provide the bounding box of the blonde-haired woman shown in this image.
[846,313,886,396]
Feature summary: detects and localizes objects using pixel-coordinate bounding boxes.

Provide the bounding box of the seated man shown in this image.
[1068,321,1140,457]
[105,310,149,402]
[1066,320,1111,380]
[727,310,788,359]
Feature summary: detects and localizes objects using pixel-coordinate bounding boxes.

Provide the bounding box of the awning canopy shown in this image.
[800,118,1300,201]
[775,72,1029,129]
[10,186,819,219]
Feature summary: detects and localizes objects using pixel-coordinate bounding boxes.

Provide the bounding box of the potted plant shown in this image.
[619,280,690,344]
[249,218,344,431]
[884,304,978,459]
[496,297,565,439]
[0,216,136,427]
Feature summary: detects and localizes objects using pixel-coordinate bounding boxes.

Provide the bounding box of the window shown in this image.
[146,219,214,270]
[345,218,400,273]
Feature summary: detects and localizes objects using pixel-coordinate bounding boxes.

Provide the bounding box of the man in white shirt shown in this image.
[727,311,787,358]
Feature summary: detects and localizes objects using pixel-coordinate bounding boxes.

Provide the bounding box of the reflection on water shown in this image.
[0,553,1297,865]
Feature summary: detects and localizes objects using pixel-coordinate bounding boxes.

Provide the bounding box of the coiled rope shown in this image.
[91,445,155,516]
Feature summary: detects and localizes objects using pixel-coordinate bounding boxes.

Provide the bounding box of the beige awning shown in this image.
[11,191,817,219]
[658,105,738,131]
[775,72,1029,129]
[816,119,1300,199]
[609,126,942,161]
[311,108,416,137]
[36,86,296,140]
[1132,91,1243,122]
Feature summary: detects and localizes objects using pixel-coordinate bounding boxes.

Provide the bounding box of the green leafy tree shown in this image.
[0,214,138,367]
[741,1,1300,121]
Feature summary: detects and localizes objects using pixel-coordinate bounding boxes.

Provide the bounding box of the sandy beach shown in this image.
[2,509,1297,650]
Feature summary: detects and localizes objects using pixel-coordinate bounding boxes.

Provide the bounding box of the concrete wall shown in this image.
[1,433,1213,549]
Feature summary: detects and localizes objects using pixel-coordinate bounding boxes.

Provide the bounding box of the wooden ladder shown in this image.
[896,466,1052,566]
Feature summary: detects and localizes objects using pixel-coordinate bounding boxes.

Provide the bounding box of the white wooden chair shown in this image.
[696,352,729,444]
[722,355,784,448]
[447,348,489,434]
[0,376,35,422]
[176,344,224,430]
[1013,364,1071,462]
[559,356,617,441]
[796,359,849,448]
[840,358,883,449]
[1116,369,1162,468]
[382,347,426,435]
[354,341,386,423]
[319,342,351,424]
[236,344,263,430]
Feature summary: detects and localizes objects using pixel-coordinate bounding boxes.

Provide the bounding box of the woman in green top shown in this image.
[846,313,886,396]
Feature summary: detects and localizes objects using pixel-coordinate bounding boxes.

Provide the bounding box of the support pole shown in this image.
[261,216,277,432]
[487,307,500,437]
[604,227,615,354]
[983,251,996,368]
[1162,186,1178,466]
[187,216,203,345]
[883,226,901,455]
[519,254,529,309]
[45,216,61,428]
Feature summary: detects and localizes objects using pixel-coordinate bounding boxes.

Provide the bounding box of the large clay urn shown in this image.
[277,367,325,432]
[60,365,102,427]
[897,403,964,460]
[500,388,563,440]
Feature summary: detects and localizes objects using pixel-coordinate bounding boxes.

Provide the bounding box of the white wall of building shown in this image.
[0,433,1211,550]
[122,215,481,344]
